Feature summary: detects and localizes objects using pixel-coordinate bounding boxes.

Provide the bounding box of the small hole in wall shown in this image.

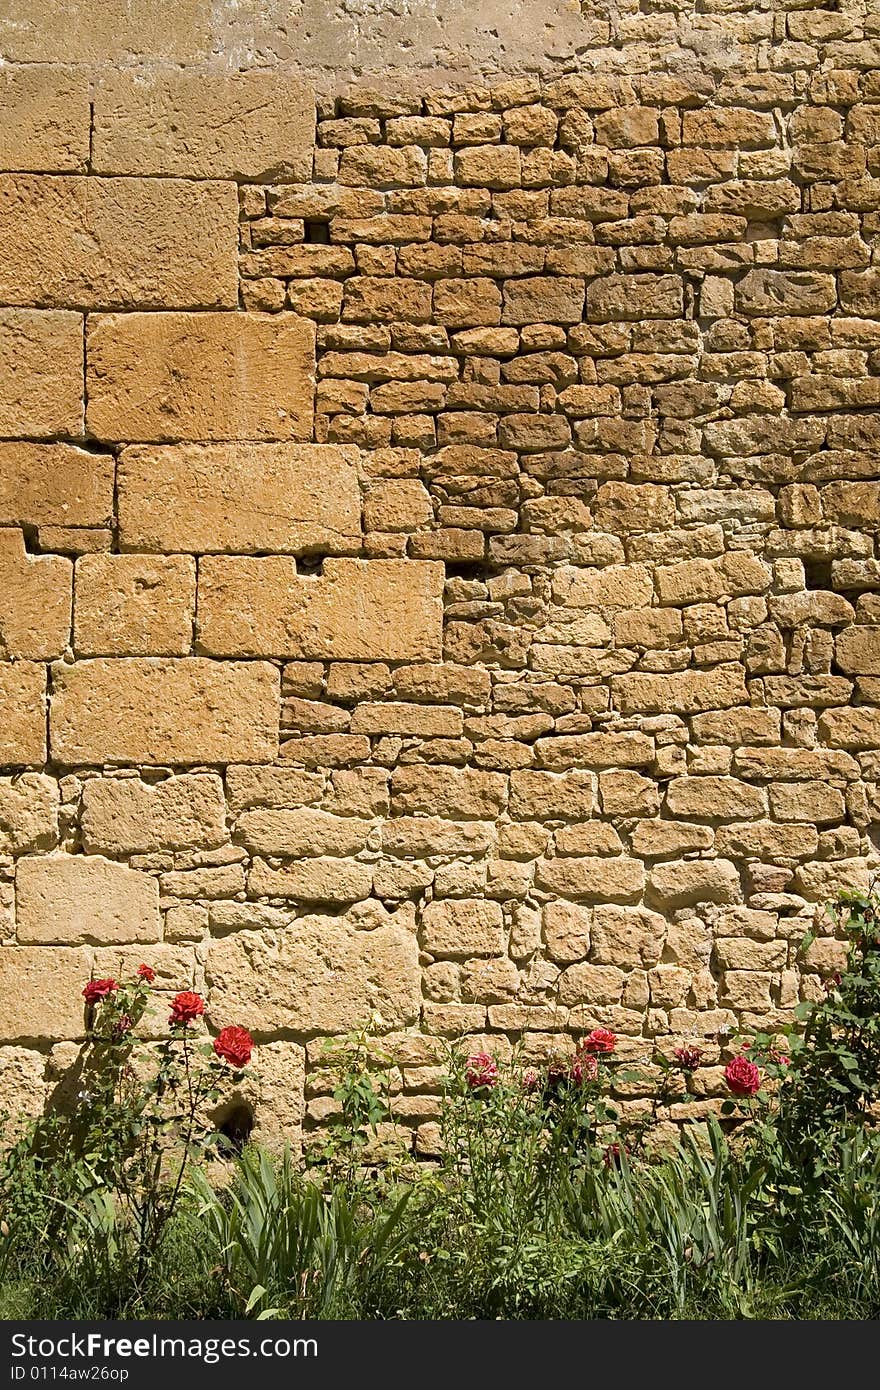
[216,1101,255,1156]
[445,561,497,582]
[803,560,834,591]
[304,220,331,244]
[297,553,327,576]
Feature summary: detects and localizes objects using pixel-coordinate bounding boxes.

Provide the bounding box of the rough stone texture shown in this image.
[16,854,161,944]
[197,558,444,660]
[5,9,880,1143]
[86,313,315,442]
[93,72,315,180]
[118,445,360,554]
[0,310,82,436]
[0,176,238,309]
[50,659,280,765]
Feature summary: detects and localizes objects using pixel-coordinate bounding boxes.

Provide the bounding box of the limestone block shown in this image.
[542,902,591,964]
[0,530,71,660]
[197,557,443,661]
[0,310,82,437]
[508,770,594,821]
[818,707,880,748]
[93,71,314,180]
[0,663,46,765]
[118,444,360,554]
[0,67,89,171]
[0,0,211,63]
[237,808,372,858]
[599,770,660,817]
[0,444,114,530]
[591,905,667,968]
[422,898,504,957]
[835,626,880,674]
[631,820,714,857]
[735,270,837,315]
[715,822,818,860]
[81,774,227,854]
[381,817,493,858]
[554,564,653,609]
[225,765,324,813]
[558,963,625,1007]
[16,853,160,945]
[612,666,748,715]
[74,554,196,657]
[648,859,742,910]
[206,913,420,1033]
[502,277,585,325]
[665,777,766,820]
[86,313,315,443]
[460,956,519,1003]
[587,275,682,321]
[0,1047,46,1137]
[50,658,280,766]
[535,856,645,903]
[0,774,59,854]
[248,857,372,904]
[0,947,92,1040]
[592,482,675,533]
[768,781,845,823]
[535,731,654,769]
[0,176,237,309]
[391,766,505,819]
[233,1040,306,1152]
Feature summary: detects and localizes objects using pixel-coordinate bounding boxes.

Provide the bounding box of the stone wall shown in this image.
[1,0,880,1149]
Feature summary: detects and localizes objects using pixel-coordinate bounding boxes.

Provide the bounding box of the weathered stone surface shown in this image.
[0,947,92,1041]
[0,529,71,660]
[50,659,280,765]
[94,72,314,180]
[248,856,372,903]
[16,854,160,944]
[648,859,742,910]
[237,808,371,857]
[81,774,227,854]
[206,912,420,1032]
[0,0,212,64]
[0,310,82,437]
[0,663,46,765]
[197,558,443,661]
[0,774,59,854]
[835,627,880,674]
[543,902,591,964]
[613,667,747,715]
[0,67,89,171]
[86,313,315,442]
[0,1047,46,1138]
[0,444,113,530]
[118,444,360,554]
[591,905,666,969]
[0,176,237,309]
[535,856,645,903]
[422,898,504,957]
[666,777,766,821]
[74,554,195,656]
[391,766,506,819]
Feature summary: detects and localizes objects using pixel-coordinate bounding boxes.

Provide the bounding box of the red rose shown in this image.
[465,1052,498,1090]
[136,964,155,983]
[582,1028,616,1055]
[213,1025,253,1069]
[169,990,205,1027]
[674,1045,702,1072]
[522,1068,540,1093]
[83,978,117,1005]
[570,1050,599,1085]
[724,1055,761,1097]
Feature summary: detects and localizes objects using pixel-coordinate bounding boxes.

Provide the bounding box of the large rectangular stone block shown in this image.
[0,176,237,309]
[0,947,93,1041]
[197,557,443,661]
[0,67,90,171]
[0,663,46,765]
[118,444,360,554]
[74,554,196,656]
[0,444,114,528]
[0,529,71,659]
[82,773,227,854]
[16,854,161,944]
[86,313,315,442]
[0,310,82,437]
[93,71,314,180]
[50,658,280,766]
[206,914,420,1033]
[0,0,211,63]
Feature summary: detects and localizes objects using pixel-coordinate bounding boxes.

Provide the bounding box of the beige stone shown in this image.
[74,554,195,657]
[0,774,59,854]
[599,770,659,818]
[237,808,372,857]
[235,1040,306,1152]
[631,820,714,857]
[460,956,519,1004]
[0,443,114,530]
[391,766,505,819]
[591,905,667,969]
[0,310,82,437]
[86,313,315,442]
[50,658,279,766]
[0,947,92,1041]
[613,667,747,715]
[818,707,880,749]
[0,175,237,309]
[381,818,493,858]
[769,781,845,823]
[248,857,372,903]
[226,765,324,813]
[0,0,211,64]
[206,912,420,1033]
[422,899,504,957]
[0,1047,46,1138]
[535,856,645,903]
[0,529,71,660]
[16,854,160,944]
[119,443,359,555]
[0,663,46,766]
[535,731,654,770]
[94,72,314,180]
[0,67,89,171]
[666,777,766,820]
[558,962,625,1007]
[736,270,837,315]
[197,557,443,661]
[592,482,675,534]
[835,627,880,675]
[542,902,591,964]
[648,859,741,910]
[81,774,226,854]
[508,769,594,820]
